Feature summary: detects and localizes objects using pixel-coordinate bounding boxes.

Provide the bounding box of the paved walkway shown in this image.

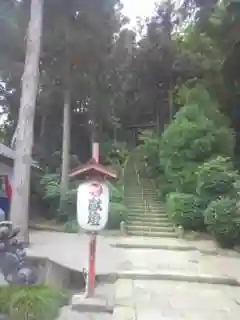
[113,238,240,320]
[27,231,126,275]
[114,279,240,319]
[26,232,240,319]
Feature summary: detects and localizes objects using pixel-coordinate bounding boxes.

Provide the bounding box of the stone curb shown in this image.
[29,223,63,232]
[112,306,136,320]
[111,242,222,256]
[111,242,197,251]
[116,270,240,286]
[97,270,240,286]
[71,295,113,313]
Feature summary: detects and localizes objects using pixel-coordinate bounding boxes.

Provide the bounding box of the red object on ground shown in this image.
[4,176,12,200]
[88,234,97,297]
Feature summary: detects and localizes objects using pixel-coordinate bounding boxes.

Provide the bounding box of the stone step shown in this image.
[143,195,160,199]
[128,207,166,213]
[128,210,167,215]
[126,209,167,214]
[126,191,155,194]
[128,213,167,218]
[128,204,165,208]
[115,270,240,286]
[125,197,163,203]
[129,204,165,208]
[127,216,171,226]
[126,201,164,206]
[127,230,177,238]
[142,195,159,199]
[125,194,144,198]
[127,225,174,233]
[128,209,166,214]
[127,216,169,223]
[128,213,168,219]
[124,195,162,205]
[125,196,145,198]
[124,193,162,203]
[126,220,171,227]
[125,202,147,207]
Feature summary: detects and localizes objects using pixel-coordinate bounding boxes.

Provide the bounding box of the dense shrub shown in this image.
[0,285,69,319]
[101,140,129,166]
[100,181,127,230]
[160,84,234,196]
[155,174,175,201]
[204,197,240,248]
[63,219,79,233]
[39,173,77,220]
[107,204,127,230]
[197,156,239,202]
[176,83,232,129]
[166,192,206,230]
[137,130,161,177]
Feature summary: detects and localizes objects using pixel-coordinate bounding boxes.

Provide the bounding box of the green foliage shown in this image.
[40,173,60,200]
[107,204,127,229]
[160,105,210,192]
[197,156,239,202]
[138,130,161,177]
[40,172,77,220]
[204,197,240,248]
[166,192,205,230]
[0,285,69,319]
[63,219,79,233]
[155,174,175,201]
[106,181,127,229]
[160,86,234,195]
[101,140,129,166]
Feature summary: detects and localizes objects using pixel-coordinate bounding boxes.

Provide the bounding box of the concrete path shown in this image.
[114,279,240,319]
[27,231,126,275]
[113,237,240,320]
[26,232,240,319]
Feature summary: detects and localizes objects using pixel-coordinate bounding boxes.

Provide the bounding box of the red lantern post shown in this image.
[69,142,117,298]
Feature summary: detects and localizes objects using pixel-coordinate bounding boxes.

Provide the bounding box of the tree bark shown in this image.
[10,0,44,244]
[39,113,47,138]
[60,22,71,206]
[60,86,71,203]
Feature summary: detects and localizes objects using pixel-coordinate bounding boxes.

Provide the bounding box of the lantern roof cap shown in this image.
[69,158,117,179]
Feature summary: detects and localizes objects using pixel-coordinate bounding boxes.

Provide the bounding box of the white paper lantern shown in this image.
[77,180,109,232]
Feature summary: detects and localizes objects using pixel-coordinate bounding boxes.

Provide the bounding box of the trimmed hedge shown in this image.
[166,192,205,230]
[204,197,240,248]
[197,156,238,202]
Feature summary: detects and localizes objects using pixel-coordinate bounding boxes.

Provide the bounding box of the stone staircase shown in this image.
[124,153,176,238]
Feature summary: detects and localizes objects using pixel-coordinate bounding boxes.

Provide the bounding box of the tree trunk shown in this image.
[10,0,44,244]
[60,21,71,207]
[39,113,47,138]
[60,86,71,204]
[169,77,174,121]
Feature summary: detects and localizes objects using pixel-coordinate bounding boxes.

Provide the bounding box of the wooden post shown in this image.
[85,141,99,298]
[92,142,99,163]
[86,233,96,297]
